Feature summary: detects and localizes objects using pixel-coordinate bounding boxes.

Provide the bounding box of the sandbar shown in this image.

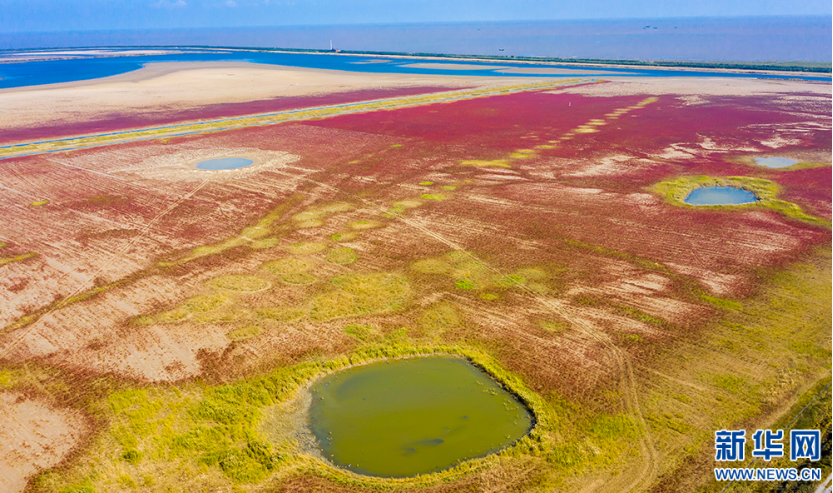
[0,61,529,132]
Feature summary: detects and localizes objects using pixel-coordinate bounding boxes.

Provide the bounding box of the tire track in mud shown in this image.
[0,178,212,361]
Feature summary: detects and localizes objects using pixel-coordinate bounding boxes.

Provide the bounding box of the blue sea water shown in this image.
[0,47,829,89]
[684,186,758,206]
[0,17,829,89]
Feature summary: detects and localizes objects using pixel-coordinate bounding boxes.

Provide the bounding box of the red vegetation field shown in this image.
[0,80,830,491]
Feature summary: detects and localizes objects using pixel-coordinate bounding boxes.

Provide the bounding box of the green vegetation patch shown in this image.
[419,194,446,200]
[343,324,378,343]
[419,181,434,186]
[349,220,381,230]
[250,238,280,249]
[0,251,38,267]
[228,325,263,341]
[653,175,829,226]
[411,258,452,274]
[263,257,315,274]
[286,242,327,255]
[30,200,50,206]
[0,369,12,388]
[326,247,358,265]
[459,159,511,168]
[330,232,357,242]
[419,303,462,333]
[281,273,317,285]
[310,273,410,321]
[207,275,269,292]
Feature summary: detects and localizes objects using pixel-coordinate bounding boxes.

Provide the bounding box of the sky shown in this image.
[1,0,831,33]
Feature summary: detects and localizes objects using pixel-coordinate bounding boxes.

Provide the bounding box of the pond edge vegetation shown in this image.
[37,344,552,492]
[652,175,830,227]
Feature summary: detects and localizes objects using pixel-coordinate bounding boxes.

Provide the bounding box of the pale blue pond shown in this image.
[754,157,798,168]
[195,157,254,170]
[684,186,757,206]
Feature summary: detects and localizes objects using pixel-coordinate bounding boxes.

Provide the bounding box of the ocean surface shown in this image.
[0,17,829,89]
[2,17,830,60]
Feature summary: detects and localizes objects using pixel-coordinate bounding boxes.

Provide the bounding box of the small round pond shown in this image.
[754,157,797,168]
[195,157,254,170]
[308,356,533,478]
[684,186,757,206]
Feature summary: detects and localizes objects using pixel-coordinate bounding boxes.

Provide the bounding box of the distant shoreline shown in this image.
[2,45,830,75]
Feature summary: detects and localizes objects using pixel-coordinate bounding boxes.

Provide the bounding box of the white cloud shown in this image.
[225,0,238,6]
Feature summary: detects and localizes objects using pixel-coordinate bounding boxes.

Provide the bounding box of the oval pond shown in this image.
[754,157,798,168]
[308,356,533,477]
[195,157,254,170]
[684,186,757,206]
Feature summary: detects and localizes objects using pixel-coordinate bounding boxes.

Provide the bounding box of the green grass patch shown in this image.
[30,200,50,206]
[255,307,305,322]
[0,369,12,388]
[455,279,476,290]
[419,181,434,186]
[207,275,269,292]
[343,324,377,343]
[326,247,358,265]
[459,159,511,168]
[286,242,326,254]
[701,294,743,311]
[250,238,280,249]
[281,273,317,285]
[264,257,314,274]
[228,325,263,341]
[349,220,381,230]
[411,258,452,274]
[419,194,446,200]
[419,303,462,333]
[330,232,357,242]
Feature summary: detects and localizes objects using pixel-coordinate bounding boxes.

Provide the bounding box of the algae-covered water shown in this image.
[307,356,533,477]
[195,157,253,170]
[684,186,757,206]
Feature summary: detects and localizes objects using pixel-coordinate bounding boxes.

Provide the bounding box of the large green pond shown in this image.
[307,356,533,477]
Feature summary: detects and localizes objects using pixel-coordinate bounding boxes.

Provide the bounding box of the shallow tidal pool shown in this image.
[754,157,797,168]
[307,356,533,477]
[684,186,757,206]
[195,157,254,170]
